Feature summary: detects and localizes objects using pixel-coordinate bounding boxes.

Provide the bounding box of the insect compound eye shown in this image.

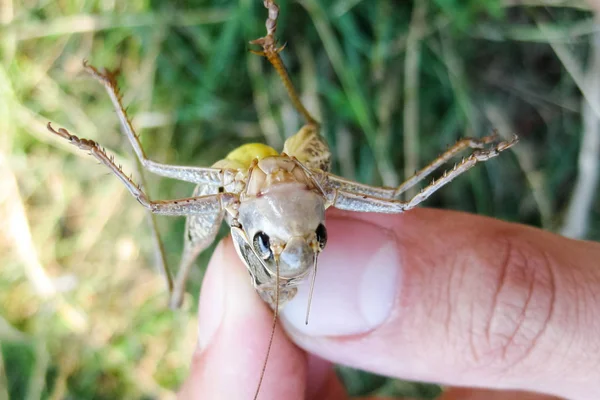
[253,231,272,260]
[315,223,327,250]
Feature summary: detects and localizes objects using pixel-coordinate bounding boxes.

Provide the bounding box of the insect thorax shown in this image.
[244,155,319,198]
[236,154,325,247]
[226,154,326,307]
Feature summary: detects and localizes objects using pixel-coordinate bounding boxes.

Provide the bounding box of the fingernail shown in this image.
[197,242,225,351]
[281,217,400,336]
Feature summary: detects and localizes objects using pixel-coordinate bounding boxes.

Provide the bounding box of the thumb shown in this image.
[281,209,600,400]
[178,239,307,400]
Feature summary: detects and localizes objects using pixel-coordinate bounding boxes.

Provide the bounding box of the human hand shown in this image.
[178,209,600,400]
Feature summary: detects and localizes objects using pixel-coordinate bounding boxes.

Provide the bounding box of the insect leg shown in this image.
[394,132,516,197]
[47,123,237,216]
[83,62,230,186]
[283,124,331,171]
[326,134,519,199]
[325,174,396,199]
[327,135,519,213]
[249,1,318,126]
[170,211,224,309]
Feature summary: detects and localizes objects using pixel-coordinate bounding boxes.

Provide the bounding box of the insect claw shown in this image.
[276,42,287,53]
[496,134,519,152]
[248,48,266,57]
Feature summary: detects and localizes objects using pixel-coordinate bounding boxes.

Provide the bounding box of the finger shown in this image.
[356,387,560,400]
[279,208,600,400]
[178,239,308,400]
[436,387,563,400]
[305,354,347,400]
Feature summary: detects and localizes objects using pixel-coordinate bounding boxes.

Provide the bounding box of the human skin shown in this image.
[178,208,600,400]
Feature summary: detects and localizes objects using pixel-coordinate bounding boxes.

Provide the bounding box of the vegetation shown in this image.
[1,0,598,398]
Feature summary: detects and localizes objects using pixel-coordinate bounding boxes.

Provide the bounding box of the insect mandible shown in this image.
[46,0,518,398]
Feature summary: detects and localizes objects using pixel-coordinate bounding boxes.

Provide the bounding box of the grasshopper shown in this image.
[47,0,518,398]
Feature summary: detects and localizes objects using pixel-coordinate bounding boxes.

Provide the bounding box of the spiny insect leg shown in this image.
[169,213,224,309]
[325,174,397,199]
[327,135,519,213]
[149,215,174,299]
[326,133,519,200]
[403,142,510,210]
[47,124,237,216]
[249,1,318,126]
[83,61,228,186]
[394,131,512,197]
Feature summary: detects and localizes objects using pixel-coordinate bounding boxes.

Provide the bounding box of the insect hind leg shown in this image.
[249,1,318,126]
[283,124,331,172]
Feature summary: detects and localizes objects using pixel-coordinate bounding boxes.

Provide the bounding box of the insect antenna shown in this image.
[305,252,319,325]
[253,256,280,400]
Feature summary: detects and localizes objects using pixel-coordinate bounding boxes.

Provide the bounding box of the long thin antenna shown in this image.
[305,253,318,325]
[253,258,280,400]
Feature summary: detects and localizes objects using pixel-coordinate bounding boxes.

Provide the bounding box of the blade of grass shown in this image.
[471,18,599,43]
[536,18,600,237]
[484,103,553,228]
[126,27,175,297]
[0,0,15,64]
[25,340,48,400]
[0,350,8,400]
[6,9,233,40]
[561,25,600,239]
[299,0,398,186]
[331,0,365,18]
[0,152,88,332]
[403,1,426,198]
[245,45,284,147]
[503,0,590,10]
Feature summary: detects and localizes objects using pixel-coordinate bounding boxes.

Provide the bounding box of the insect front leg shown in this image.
[83,62,231,186]
[47,124,238,216]
[393,132,517,197]
[326,134,519,201]
[325,135,519,213]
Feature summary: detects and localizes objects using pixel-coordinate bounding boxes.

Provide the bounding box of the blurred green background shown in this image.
[1,0,599,398]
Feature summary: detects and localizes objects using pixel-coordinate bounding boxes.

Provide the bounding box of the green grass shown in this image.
[1,0,599,398]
